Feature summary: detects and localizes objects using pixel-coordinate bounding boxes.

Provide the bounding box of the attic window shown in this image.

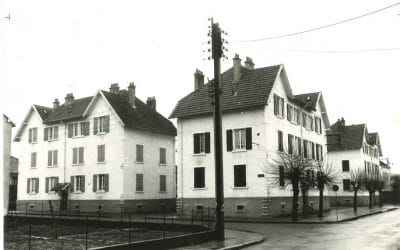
[306,96,311,101]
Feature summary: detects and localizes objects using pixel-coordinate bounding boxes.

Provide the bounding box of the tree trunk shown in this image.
[353,189,358,212]
[318,187,323,218]
[368,191,373,209]
[292,182,299,221]
[379,189,383,207]
[301,187,308,215]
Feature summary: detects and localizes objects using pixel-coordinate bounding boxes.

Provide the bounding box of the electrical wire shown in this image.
[233,2,400,43]
[243,46,400,53]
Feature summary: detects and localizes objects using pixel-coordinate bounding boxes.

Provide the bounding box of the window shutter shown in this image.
[105,174,109,192]
[48,151,52,166]
[226,129,233,152]
[303,140,308,158]
[29,129,32,143]
[104,115,110,133]
[281,99,285,117]
[54,126,59,139]
[27,179,30,193]
[68,124,73,138]
[84,122,90,136]
[193,134,200,154]
[312,143,315,159]
[93,175,97,192]
[45,177,49,193]
[31,153,36,168]
[79,147,84,164]
[93,118,98,135]
[44,127,48,141]
[288,135,293,155]
[81,176,85,193]
[53,150,58,166]
[246,127,252,150]
[278,131,283,152]
[273,94,278,115]
[279,165,284,187]
[205,132,210,153]
[73,148,77,165]
[35,178,39,193]
[70,176,74,193]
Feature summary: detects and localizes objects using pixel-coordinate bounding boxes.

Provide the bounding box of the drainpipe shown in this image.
[63,122,67,183]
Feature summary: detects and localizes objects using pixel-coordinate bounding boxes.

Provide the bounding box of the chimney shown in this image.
[233,53,242,82]
[109,83,120,94]
[244,57,254,70]
[194,69,204,90]
[337,117,346,133]
[128,82,136,108]
[146,96,156,110]
[53,98,60,109]
[64,93,74,105]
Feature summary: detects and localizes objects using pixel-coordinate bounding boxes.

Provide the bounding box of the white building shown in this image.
[170,54,330,217]
[3,114,15,215]
[14,83,177,213]
[326,118,384,206]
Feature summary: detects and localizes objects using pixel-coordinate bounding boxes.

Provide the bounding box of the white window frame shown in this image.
[73,147,85,165]
[29,178,37,194]
[136,144,144,163]
[98,174,105,191]
[49,177,57,193]
[46,125,59,141]
[97,145,106,163]
[48,150,58,167]
[159,147,166,165]
[31,152,37,168]
[159,175,167,192]
[29,127,38,143]
[233,128,246,150]
[199,133,206,153]
[98,116,107,134]
[75,176,83,192]
[276,96,284,118]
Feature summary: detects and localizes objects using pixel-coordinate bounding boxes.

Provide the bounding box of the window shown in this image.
[159,175,166,192]
[93,174,109,192]
[68,121,90,138]
[94,115,110,134]
[278,130,283,152]
[136,174,144,192]
[343,179,351,191]
[274,94,284,118]
[47,150,58,167]
[45,177,59,193]
[295,137,302,156]
[279,165,285,187]
[287,105,300,125]
[303,139,308,158]
[73,147,85,165]
[342,160,350,172]
[70,175,85,193]
[316,144,323,161]
[193,132,210,154]
[44,126,59,141]
[28,128,38,143]
[287,104,292,121]
[194,167,205,188]
[97,145,105,163]
[159,148,166,165]
[234,165,246,187]
[226,128,252,151]
[31,152,37,168]
[311,142,315,160]
[27,178,39,194]
[136,144,143,163]
[315,117,322,134]
[294,108,300,125]
[288,134,293,155]
[236,204,245,212]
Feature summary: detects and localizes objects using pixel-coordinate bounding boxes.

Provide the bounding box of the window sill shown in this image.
[97,132,107,136]
[97,161,107,165]
[47,165,59,168]
[29,192,37,195]
[135,191,144,193]
[30,167,37,169]
[232,186,249,190]
[192,187,207,191]
[30,141,38,144]
[135,161,144,164]
[73,163,85,166]
[193,153,206,156]
[159,191,167,193]
[72,135,85,139]
[159,163,167,166]
[48,139,59,142]
[275,115,284,119]
[73,191,82,194]
[48,191,56,194]
[96,190,106,194]
[232,149,247,153]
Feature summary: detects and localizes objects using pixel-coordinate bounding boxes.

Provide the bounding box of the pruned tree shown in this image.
[350,168,364,211]
[377,172,390,207]
[315,160,339,217]
[264,151,314,221]
[363,171,380,209]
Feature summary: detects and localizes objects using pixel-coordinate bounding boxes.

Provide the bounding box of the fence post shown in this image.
[41,202,44,220]
[191,209,194,235]
[28,219,32,250]
[163,207,166,239]
[208,207,211,228]
[25,203,28,219]
[129,213,131,243]
[144,204,147,224]
[201,209,204,227]
[85,216,88,250]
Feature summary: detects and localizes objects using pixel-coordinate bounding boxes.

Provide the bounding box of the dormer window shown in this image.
[94,115,110,135]
[44,126,59,141]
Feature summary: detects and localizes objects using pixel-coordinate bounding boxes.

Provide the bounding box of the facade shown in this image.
[14,83,177,213]
[3,114,15,215]
[326,118,384,206]
[170,54,330,218]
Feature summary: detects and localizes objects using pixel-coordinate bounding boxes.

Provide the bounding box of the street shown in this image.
[226,209,400,249]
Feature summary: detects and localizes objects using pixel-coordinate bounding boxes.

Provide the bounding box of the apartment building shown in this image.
[3,114,15,215]
[170,54,330,217]
[14,83,176,213]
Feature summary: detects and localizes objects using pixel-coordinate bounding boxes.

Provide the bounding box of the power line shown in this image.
[234,2,400,43]
[247,46,400,54]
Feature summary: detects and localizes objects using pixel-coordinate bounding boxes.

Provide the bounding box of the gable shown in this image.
[14,106,45,141]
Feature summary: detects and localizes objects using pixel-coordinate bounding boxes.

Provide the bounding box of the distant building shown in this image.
[3,114,15,215]
[14,83,176,213]
[170,54,330,217]
[326,118,385,206]
[9,156,19,210]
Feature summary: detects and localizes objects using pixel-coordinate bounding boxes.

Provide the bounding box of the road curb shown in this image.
[222,234,265,250]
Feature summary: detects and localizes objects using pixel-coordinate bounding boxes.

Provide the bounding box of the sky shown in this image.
[1,0,400,172]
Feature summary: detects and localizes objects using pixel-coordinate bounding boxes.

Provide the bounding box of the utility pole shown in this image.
[209,18,226,241]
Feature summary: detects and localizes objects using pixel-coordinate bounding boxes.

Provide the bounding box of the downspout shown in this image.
[180,120,184,210]
[63,122,67,183]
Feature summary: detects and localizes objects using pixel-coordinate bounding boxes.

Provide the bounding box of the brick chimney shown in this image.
[194,69,204,90]
[233,54,242,82]
[109,83,120,94]
[128,82,136,108]
[146,96,156,110]
[244,57,254,70]
[53,98,60,109]
[337,117,346,134]
[65,93,74,105]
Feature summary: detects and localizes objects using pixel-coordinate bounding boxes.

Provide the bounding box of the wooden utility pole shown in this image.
[210,18,225,240]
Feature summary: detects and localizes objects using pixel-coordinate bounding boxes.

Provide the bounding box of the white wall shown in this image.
[3,116,13,215]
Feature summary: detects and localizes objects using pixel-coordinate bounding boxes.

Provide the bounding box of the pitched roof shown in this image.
[170,65,282,118]
[327,121,366,151]
[3,114,15,127]
[43,97,93,123]
[367,132,378,145]
[33,105,52,120]
[290,92,320,111]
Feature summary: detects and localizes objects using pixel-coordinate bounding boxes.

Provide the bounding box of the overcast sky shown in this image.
[2,0,400,172]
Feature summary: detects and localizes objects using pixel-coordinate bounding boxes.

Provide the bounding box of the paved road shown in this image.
[226,209,400,249]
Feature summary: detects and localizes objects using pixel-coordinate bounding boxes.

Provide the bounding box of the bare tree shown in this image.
[377,172,390,207]
[350,168,364,211]
[363,171,380,209]
[315,161,339,217]
[264,151,314,221]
